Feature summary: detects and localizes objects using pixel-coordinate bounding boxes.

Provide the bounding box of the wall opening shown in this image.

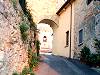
[37,23,53,55]
[38,19,57,55]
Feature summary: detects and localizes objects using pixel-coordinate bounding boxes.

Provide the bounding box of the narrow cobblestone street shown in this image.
[35,55,100,75]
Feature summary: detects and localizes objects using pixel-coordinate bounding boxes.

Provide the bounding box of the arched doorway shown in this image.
[37,23,53,54]
[38,19,58,55]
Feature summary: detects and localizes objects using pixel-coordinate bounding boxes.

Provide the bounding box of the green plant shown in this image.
[20,67,29,75]
[35,40,40,56]
[29,71,35,75]
[96,54,100,66]
[12,67,35,75]
[20,22,29,42]
[28,48,39,70]
[19,0,39,73]
[20,22,29,34]
[21,32,28,42]
[12,72,19,75]
[80,46,100,67]
[88,54,98,66]
[30,22,37,31]
[80,46,91,63]
[87,54,100,67]
[11,0,17,9]
[94,38,100,54]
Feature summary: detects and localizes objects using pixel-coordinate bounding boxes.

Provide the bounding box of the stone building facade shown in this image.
[0,0,28,74]
[74,0,100,58]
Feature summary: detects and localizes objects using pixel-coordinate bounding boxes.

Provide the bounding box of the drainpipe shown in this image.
[69,2,72,58]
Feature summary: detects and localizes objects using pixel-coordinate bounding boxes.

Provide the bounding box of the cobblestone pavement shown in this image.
[35,55,100,75]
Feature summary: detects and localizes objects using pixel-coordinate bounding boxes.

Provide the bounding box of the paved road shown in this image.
[35,55,100,75]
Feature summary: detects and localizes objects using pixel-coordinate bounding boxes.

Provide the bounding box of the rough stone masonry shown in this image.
[0,0,28,75]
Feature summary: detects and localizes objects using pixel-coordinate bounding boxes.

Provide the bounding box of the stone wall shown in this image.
[0,0,28,75]
[74,0,100,58]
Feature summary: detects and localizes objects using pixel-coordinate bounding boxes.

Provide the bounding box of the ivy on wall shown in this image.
[19,0,40,72]
[12,0,40,74]
[11,0,17,9]
[19,22,29,43]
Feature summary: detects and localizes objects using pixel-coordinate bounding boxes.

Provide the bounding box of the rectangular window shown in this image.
[66,31,69,46]
[79,29,83,45]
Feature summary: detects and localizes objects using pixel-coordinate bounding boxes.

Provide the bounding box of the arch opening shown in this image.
[37,23,53,55]
[38,19,57,55]
[39,19,58,31]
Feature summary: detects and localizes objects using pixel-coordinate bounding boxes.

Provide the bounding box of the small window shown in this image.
[66,31,69,46]
[79,29,83,45]
[43,36,47,42]
[86,0,92,5]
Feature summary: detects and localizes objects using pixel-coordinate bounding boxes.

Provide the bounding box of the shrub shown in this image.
[88,54,98,66]
[28,49,39,70]
[96,54,100,66]
[12,67,35,75]
[94,38,100,54]
[12,72,19,75]
[35,40,40,56]
[87,54,100,67]
[80,46,91,63]
[11,0,17,9]
[19,22,29,42]
[20,22,29,34]
[21,32,28,42]
[28,46,39,70]
[80,46,100,67]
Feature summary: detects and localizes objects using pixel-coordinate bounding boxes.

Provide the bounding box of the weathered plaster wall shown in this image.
[53,6,71,57]
[0,0,28,75]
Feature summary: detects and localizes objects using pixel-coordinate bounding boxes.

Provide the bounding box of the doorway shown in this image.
[37,23,53,55]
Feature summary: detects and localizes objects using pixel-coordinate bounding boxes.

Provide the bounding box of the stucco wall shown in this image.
[26,0,57,23]
[53,3,75,57]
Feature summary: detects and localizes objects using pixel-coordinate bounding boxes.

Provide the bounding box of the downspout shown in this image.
[69,3,72,58]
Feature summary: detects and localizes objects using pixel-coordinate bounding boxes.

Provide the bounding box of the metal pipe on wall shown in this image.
[69,2,72,58]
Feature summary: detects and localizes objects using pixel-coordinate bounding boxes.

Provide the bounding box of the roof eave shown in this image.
[56,0,74,15]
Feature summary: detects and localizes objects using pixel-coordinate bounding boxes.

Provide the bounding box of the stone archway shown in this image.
[38,19,58,54]
[39,19,58,31]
